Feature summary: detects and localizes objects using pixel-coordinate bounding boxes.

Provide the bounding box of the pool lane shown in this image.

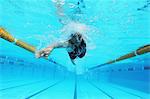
[0,80,59,99]
[89,81,147,99]
[77,80,111,99]
[0,79,47,91]
[29,80,75,99]
[106,83,150,99]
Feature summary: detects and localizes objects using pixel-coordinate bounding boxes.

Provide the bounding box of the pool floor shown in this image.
[0,78,149,99]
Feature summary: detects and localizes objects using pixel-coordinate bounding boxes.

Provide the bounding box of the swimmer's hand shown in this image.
[35,47,54,58]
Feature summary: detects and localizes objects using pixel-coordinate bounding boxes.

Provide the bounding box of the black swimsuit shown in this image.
[68,33,86,59]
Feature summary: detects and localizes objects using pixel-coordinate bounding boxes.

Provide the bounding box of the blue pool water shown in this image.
[0,0,150,99]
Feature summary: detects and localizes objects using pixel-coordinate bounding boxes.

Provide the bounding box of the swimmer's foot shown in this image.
[35,47,54,58]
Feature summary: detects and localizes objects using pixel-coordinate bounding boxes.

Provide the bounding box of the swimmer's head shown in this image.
[69,32,83,44]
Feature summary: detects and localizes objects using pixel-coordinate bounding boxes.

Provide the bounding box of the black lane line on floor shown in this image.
[25,80,64,99]
[111,85,143,99]
[88,81,114,99]
[73,78,77,99]
[0,80,47,91]
[144,66,150,70]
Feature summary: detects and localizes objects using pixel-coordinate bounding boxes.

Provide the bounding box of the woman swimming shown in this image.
[36,32,86,64]
[35,0,86,64]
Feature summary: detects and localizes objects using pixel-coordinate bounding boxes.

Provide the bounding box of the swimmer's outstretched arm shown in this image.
[35,40,76,65]
[35,41,69,58]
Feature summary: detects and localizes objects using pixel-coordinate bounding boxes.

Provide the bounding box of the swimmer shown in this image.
[35,0,87,64]
[35,32,86,65]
